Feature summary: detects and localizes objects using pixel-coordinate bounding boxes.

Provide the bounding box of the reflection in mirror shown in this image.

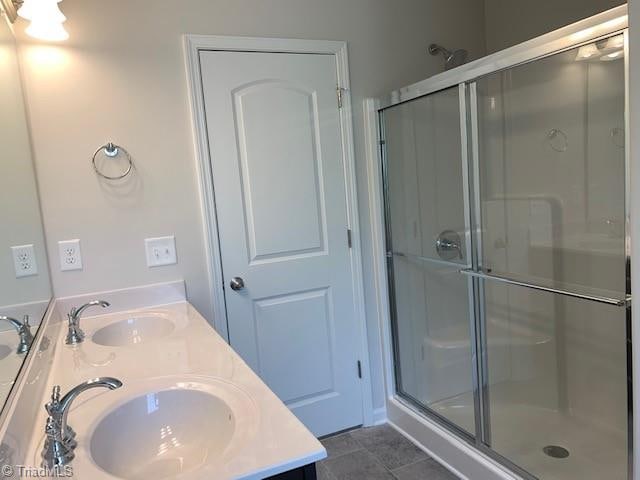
[0,11,52,410]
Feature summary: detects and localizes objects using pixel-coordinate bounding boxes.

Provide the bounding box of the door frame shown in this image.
[183,34,374,426]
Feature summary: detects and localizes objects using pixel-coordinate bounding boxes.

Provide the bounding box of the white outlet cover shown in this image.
[145,236,177,267]
[11,244,38,278]
[59,239,83,271]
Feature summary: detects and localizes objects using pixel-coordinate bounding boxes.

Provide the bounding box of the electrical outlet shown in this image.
[11,244,38,278]
[58,239,83,271]
[145,236,177,267]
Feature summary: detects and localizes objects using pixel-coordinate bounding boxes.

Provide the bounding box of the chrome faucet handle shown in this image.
[42,378,122,467]
[65,315,85,346]
[45,386,75,447]
[0,315,34,354]
[17,315,34,355]
[41,416,74,468]
[66,300,110,345]
[435,230,463,261]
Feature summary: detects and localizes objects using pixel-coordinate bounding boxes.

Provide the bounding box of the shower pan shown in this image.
[377,7,630,480]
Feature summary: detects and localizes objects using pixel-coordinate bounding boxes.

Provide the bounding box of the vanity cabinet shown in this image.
[266,463,317,480]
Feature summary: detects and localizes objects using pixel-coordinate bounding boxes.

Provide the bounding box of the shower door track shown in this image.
[376,6,632,480]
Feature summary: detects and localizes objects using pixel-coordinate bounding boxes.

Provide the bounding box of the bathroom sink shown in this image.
[88,379,257,479]
[91,314,174,347]
[0,345,12,360]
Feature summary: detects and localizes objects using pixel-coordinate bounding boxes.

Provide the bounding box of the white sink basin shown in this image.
[92,314,174,347]
[88,378,257,479]
[0,344,12,360]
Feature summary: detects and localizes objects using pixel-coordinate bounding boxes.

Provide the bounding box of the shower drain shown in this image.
[543,445,570,459]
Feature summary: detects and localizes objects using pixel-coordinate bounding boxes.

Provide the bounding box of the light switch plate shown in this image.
[11,244,38,278]
[145,236,177,267]
[59,239,83,271]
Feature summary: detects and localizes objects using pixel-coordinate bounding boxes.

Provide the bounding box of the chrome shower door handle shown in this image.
[435,230,463,261]
[230,277,245,291]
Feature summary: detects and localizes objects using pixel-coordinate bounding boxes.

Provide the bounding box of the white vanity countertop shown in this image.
[24,301,326,479]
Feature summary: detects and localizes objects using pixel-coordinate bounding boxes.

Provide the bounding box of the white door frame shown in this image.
[183,34,375,426]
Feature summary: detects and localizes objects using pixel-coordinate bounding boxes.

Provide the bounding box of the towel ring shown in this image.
[92,143,133,180]
[546,128,568,153]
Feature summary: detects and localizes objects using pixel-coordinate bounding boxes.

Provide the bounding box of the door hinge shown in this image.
[347,228,352,248]
[337,85,347,108]
[357,360,362,379]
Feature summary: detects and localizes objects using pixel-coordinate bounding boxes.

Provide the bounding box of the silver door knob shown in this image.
[230,277,245,291]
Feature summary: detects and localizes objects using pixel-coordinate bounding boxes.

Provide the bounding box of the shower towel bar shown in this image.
[459,268,630,307]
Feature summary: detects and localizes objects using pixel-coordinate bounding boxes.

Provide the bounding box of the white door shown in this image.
[200,50,363,436]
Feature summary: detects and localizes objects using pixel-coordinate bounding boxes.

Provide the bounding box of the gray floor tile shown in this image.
[324,449,395,480]
[351,425,428,470]
[321,432,363,459]
[392,458,459,480]
[317,462,336,480]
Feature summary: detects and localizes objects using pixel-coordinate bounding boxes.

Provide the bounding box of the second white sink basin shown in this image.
[92,314,174,347]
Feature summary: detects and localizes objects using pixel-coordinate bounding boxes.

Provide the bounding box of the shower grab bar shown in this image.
[459,268,630,307]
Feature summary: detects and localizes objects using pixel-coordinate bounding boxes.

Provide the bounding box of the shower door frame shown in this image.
[374,5,632,479]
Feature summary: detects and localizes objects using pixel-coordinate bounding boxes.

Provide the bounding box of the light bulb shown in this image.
[601,50,624,62]
[19,0,68,42]
[575,43,599,61]
[605,35,624,50]
[18,0,64,21]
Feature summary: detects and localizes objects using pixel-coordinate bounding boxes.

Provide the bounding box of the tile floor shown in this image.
[318,424,460,480]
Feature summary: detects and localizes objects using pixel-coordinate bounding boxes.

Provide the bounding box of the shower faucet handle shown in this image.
[435,230,463,261]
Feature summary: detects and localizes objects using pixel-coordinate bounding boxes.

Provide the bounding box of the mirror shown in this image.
[0,12,52,411]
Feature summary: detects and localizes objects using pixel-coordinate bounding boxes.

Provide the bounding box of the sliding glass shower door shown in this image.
[382,85,476,436]
[472,35,628,480]
[381,32,629,480]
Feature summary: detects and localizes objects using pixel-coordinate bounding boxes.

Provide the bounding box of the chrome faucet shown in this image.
[66,300,110,345]
[0,315,34,354]
[42,377,123,468]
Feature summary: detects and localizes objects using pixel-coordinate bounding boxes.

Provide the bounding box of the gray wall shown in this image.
[16,0,487,414]
[484,0,625,52]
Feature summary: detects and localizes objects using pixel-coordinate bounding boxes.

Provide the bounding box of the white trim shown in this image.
[379,4,628,109]
[363,98,395,406]
[628,2,640,478]
[372,407,387,426]
[183,34,373,429]
[388,399,519,480]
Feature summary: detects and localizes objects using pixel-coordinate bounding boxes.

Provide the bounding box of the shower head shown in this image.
[429,43,468,71]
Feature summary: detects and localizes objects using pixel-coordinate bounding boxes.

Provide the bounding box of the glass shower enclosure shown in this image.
[379,28,630,480]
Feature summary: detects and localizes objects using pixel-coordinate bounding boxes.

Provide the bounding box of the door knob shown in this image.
[229,277,245,291]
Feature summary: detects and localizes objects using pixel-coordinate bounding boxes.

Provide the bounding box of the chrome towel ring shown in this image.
[92,142,133,180]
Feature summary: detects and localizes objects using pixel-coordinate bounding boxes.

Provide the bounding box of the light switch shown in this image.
[11,244,38,278]
[145,236,177,267]
[59,239,83,271]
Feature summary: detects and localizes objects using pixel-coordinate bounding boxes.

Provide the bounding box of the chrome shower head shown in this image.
[429,43,468,70]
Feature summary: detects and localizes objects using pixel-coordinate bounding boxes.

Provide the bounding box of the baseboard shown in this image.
[372,407,387,425]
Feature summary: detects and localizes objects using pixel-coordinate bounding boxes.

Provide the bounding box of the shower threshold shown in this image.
[430,381,627,480]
